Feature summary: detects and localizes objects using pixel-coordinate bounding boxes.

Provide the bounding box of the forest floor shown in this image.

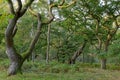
[0,59,120,80]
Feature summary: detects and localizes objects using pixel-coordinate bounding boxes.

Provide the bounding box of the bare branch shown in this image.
[28,3,54,24]
[44,4,55,24]
[7,0,15,15]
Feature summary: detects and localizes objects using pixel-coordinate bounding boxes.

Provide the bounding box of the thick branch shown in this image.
[16,0,22,12]
[73,42,86,58]
[5,16,18,38]
[45,4,55,24]
[69,41,86,64]
[28,7,37,17]
[58,0,76,8]
[20,0,34,17]
[43,0,66,24]
[23,13,42,60]
[104,19,119,51]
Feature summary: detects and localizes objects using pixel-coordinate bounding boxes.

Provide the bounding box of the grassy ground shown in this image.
[0,59,120,80]
[1,68,120,80]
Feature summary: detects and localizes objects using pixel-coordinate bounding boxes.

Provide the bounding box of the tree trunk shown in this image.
[5,14,42,76]
[100,37,109,69]
[46,24,51,64]
[69,58,75,64]
[69,41,86,64]
[5,16,23,76]
[82,52,85,63]
[101,58,106,69]
[5,0,37,76]
[32,52,35,62]
[100,20,118,69]
[6,47,23,76]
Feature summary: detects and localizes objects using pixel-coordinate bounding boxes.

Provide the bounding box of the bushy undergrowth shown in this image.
[1,59,120,80]
[0,59,120,74]
[22,60,120,73]
[0,59,9,69]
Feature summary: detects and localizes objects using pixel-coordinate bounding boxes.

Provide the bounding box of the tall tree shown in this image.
[5,0,76,76]
[5,0,34,76]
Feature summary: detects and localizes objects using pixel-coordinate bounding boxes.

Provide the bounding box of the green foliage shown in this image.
[109,40,120,57]
[0,0,120,77]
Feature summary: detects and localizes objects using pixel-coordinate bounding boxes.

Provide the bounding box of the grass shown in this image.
[0,59,120,80]
[1,68,120,80]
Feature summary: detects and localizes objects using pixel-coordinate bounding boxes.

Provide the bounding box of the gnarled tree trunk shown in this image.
[5,0,34,76]
[5,14,42,76]
[5,16,23,75]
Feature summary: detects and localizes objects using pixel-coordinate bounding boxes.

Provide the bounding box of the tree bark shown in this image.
[5,17,24,76]
[6,47,23,76]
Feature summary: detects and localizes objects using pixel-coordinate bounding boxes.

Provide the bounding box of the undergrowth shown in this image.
[0,59,120,80]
